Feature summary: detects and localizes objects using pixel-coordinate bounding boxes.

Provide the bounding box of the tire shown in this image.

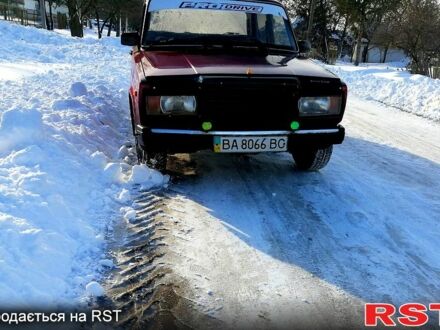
[135,138,167,172]
[135,139,147,164]
[148,152,167,172]
[292,145,333,171]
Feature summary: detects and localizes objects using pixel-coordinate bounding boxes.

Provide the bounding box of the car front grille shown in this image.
[198,76,299,131]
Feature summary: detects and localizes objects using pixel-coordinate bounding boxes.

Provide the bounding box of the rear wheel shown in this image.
[148,152,168,171]
[292,145,333,171]
[135,139,147,164]
[135,138,167,172]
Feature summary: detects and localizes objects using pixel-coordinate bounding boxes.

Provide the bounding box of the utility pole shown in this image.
[39,0,47,29]
[306,0,317,42]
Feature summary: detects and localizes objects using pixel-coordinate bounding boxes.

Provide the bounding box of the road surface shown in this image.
[107,96,440,329]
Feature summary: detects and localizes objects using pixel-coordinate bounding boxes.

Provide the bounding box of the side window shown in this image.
[256,14,292,47]
[256,14,269,43]
[272,16,291,46]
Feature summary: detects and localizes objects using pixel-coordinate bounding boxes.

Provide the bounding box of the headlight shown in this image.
[298,96,342,116]
[160,96,196,114]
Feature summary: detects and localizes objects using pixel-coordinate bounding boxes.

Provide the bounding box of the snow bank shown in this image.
[0,21,167,308]
[325,62,440,121]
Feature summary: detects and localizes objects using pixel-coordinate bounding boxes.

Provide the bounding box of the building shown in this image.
[366,46,408,63]
[0,0,68,28]
[23,0,67,15]
[353,39,408,64]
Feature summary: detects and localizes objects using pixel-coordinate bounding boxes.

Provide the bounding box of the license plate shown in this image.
[214,136,288,153]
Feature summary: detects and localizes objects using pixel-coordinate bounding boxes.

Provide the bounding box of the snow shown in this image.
[117,188,131,203]
[325,61,440,121]
[0,21,167,308]
[85,281,105,297]
[0,63,68,81]
[123,208,137,222]
[103,162,125,183]
[69,82,88,97]
[128,164,168,187]
[100,259,114,268]
[117,145,129,159]
[158,96,440,327]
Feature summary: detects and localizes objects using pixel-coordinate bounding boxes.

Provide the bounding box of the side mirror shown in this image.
[298,40,312,53]
[121,32,140,46]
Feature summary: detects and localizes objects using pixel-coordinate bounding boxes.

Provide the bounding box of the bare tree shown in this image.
[88,0,142,38]
[54,0,93,37]
[335,0,401,65]
[46,0,55,30]
[392,0,440,74]
[371,7,405,62]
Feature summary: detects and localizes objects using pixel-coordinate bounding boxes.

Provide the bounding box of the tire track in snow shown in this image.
[103,182,221,329]
[104,189,174,328]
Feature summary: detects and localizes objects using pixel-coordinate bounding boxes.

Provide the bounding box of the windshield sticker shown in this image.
[180,2,264,13]
[148,0,287,18]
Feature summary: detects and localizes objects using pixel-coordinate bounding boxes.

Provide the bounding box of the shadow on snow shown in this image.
[170,136,440,306]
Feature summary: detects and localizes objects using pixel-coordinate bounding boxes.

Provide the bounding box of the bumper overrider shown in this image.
[135,125,345,153]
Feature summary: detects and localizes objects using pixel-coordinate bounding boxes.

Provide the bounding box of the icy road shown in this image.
[108,96,440,329]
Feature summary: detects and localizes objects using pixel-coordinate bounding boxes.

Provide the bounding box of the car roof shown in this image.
[144,0,287,9]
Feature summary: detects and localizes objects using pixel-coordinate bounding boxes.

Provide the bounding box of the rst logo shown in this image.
[365,303,440,327]
[180,2,264,13]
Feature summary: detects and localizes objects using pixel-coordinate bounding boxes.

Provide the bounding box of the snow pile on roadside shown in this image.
[0,21,167,308]
[325,62,440,121]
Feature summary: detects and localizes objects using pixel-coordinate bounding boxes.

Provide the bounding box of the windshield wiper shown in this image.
[200,36,296,54]
[145,34,212,46]
[143,35,297,54]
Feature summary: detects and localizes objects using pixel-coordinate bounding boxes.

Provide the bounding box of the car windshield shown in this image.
[143,0,297,51]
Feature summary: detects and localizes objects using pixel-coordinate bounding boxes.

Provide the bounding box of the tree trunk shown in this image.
[362,39,370,63]
[107,17,113,37]
[67,1,83,37]
[382,45,389,63]
[354,33,363,66]
[116,13,121,37]
[99,16,111,37]
[323,35,329,63]
[339,15,348,58]
[47,0,54,30]
[39,0,47,29]
[95,9,101,39]
[306,0,317,42]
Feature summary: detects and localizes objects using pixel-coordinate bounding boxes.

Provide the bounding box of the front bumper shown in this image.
[136,126,345,153]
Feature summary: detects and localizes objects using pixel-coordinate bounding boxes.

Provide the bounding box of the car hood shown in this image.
[140,51,338,80]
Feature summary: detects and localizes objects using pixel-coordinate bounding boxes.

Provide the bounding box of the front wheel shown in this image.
[135,139,167,172]
[291,146,333,171]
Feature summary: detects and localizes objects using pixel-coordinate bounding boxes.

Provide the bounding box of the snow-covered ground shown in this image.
[325,62,440,121]
[1,20,440,328]
[0,21,167,308]
[141,95,440,328]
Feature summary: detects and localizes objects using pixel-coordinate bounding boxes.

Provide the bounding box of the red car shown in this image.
[121,0,347,171]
